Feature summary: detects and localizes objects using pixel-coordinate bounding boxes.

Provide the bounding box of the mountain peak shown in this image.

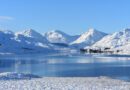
[23,29,37,35]
[88,28,96,32]
[44,30,79,43]
[49,30,68,36]
[15,29,48,42]
[71,28,107,48]
[44,30,68,43]
[87,28,106,34]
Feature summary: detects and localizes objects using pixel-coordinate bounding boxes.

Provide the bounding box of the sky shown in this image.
[0,0,130,35]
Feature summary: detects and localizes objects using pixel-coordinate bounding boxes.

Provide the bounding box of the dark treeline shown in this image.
[80,48,120,54]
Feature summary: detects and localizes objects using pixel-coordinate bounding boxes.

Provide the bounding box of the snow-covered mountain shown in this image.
[44,30,79,44]
[92,28,130,49]
[0,29,77,54]
[70,28,107,48]
[1,28,130,54]
[14,29,52,52]
[0,30,20,53]
[0,29,54,54]
[15,29,48,42]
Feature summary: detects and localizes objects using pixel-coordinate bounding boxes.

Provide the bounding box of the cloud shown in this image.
[0,16,14,21]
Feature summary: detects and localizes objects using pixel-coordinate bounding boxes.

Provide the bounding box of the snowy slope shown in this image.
[114,43,130,54]
[15,29,48,42]
[0,29,76,54]
[15,29,77,53]
[0,29,54,54]
[15,29,50,47]
[0,30,21,53]
[71,28,107,48]
[15,29,52,52]
[92,28,130,49]
[44,30,79,44]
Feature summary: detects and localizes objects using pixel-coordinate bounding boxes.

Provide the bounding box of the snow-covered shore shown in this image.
[0,77,129,90]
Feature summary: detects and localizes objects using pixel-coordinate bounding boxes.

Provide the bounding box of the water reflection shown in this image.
[0,54,130,81]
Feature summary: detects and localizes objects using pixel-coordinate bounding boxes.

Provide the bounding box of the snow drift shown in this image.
[0,72,40,80]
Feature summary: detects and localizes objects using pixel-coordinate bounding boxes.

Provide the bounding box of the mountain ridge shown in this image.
[0,28,130,54]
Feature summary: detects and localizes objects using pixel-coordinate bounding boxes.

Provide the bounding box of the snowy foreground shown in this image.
[0,77,130,90]
[0,73,130,90]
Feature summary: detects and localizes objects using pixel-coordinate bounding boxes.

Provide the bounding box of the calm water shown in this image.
[0,54,130,81]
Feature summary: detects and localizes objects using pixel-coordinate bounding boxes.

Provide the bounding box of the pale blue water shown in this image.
[0,54,130,81]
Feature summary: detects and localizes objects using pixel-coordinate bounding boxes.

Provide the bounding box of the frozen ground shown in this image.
[0,77,130,90]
